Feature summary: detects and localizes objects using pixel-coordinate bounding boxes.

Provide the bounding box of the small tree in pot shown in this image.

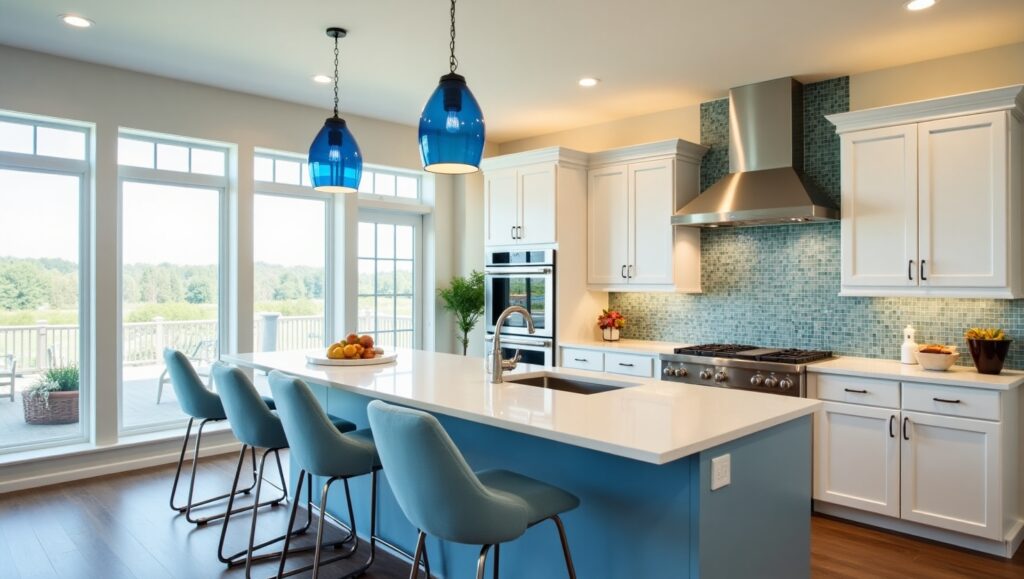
[23,366,80,425]
[438,271,485,356]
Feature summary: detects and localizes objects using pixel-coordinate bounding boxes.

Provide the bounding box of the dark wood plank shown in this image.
[2,453,1023,578]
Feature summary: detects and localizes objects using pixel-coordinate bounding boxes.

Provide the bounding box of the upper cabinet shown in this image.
[482,149,588,247]
[586,140,707,292]
[829,85,1024,298]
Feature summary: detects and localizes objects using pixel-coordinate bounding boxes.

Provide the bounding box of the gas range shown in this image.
[658,344,833,397]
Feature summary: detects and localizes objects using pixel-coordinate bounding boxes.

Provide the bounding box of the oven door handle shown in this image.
[484,267,553,276]
[485,335,552,348]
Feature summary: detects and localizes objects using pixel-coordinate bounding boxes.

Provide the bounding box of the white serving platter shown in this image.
[305,350,398,366]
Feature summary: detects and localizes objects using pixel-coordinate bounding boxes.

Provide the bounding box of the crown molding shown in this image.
[827,85,1024,134]
[587,139,708,167]
[480,146,589,171]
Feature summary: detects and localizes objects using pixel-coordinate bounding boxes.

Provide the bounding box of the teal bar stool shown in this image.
[366,400,579,579]
[268,371,381,579]
[213,364,358,577]
[164,348,273,525]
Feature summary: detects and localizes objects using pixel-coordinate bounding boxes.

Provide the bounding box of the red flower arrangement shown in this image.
[597,309,626,330]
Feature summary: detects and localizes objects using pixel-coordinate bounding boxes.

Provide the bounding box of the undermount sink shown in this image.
[504,372,638,395]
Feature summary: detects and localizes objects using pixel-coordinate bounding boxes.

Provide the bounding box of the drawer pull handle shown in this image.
[844,388,868,394]
[888,415,895,438]
[932,397,961,404]
[618,362,635,367]
[902,416,910,441]
[573,358,588,362]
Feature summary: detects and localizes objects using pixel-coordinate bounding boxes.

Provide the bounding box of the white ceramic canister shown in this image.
[901,325,919,365]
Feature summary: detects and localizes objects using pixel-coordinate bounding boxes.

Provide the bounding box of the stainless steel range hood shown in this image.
[673,77,839,227]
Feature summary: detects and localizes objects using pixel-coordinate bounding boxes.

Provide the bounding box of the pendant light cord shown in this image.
[449,0,459,74]
[333,34,340,117]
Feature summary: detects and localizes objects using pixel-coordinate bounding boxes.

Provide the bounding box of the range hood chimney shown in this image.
[672,77,839,227]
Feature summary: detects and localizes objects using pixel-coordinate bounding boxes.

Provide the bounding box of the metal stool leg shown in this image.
[551,515,576,579]
[475,544,492,579]
[190,444,282,526]
[493,543,500,579]
[169,417,195,512]
[408,531,426,579]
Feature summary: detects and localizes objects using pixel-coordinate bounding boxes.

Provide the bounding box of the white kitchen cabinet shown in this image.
[814,401,901,517]
[557,343,659,378]
[586,140,706,292]
[483,162,556,246]
[899,411,1002,540]
[828,85,1024,298]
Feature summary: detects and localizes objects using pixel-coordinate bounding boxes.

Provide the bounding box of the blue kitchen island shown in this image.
[225,349,819,579]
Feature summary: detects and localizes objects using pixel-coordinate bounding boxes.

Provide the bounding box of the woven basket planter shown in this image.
[23,390,80,425]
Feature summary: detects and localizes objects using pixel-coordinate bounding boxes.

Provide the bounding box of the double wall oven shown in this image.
[484,249,555,366]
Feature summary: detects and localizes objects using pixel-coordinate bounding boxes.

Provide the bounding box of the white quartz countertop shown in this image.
[809,356,1024,390]
[225,349,819,465]
[558,339,682,356]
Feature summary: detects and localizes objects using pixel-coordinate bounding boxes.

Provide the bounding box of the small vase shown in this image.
[602,327,620,342]
[967,339,1012,375]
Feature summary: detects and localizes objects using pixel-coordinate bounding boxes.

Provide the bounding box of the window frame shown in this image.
[253,150,335,348]
[356,210,424,350]
[0,112,93,455]
[116,132,230,435]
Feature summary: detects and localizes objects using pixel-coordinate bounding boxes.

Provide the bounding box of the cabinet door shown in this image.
[900,411,1002,539]
[918,112,1008,288]
[814,402,900,517]
[840,125,918,288]
[484,169,519,246]
[587,166,630,285]
[518,163,557,244]
[628,159,675,285]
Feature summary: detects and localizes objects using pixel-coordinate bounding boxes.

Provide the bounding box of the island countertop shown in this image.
[224,349,820,465]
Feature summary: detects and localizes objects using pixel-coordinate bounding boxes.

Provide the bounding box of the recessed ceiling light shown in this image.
[905,0,937,11]
[312,74,332,84]
[578,77,600,88]
[60,14,94,28]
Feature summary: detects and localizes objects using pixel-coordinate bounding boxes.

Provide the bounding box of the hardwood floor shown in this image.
[1,452,1022,578]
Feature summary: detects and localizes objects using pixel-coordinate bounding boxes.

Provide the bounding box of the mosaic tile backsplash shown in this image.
[610,76,1024,369]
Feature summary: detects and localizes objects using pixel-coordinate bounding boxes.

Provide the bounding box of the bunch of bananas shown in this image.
[964,327,1008,341]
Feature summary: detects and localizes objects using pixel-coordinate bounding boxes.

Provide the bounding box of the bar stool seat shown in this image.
[476,469,580,528]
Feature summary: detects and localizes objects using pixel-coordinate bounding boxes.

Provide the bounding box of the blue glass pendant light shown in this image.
[309,27,362,193]
[418,0,485,174]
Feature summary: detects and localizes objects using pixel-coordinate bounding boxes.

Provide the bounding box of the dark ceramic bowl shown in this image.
[966,339,1012,375]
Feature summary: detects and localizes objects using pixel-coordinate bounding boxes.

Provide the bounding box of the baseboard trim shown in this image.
[814,501,1024,558]
[0,430,242,495]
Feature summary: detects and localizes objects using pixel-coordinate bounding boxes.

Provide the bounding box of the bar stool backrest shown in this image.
[212,363,287,450]
[163,348,225,420]
[366,400,529,545]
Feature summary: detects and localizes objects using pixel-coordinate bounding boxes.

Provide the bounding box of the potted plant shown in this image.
[964,328,1012,375]
[438,271,485,356]
[23,365,80,425]
[597,309,626,342]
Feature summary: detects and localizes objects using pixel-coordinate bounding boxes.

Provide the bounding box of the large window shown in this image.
[358,213,420,349]
[357,167,421,200]
[118,133,227,433]
[0,115,90,454]
[254,152,328,353]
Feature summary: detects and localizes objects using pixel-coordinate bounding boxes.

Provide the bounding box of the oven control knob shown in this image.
[764,376,779,388]
[779,378,794,391]
[675,368,688,377]
[713,371,727,383]
[699,369,713,380]
[663,367,674,376]
[750,374,764,386]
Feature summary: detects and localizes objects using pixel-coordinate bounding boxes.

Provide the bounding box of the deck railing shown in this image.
[0,313,413,373]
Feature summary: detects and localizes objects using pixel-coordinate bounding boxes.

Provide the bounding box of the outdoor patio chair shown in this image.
[0,355,14,402]
[157,339,216,404]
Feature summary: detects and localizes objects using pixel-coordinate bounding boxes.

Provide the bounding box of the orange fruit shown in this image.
[327,343,345,359]
[359,335,374,348]
[361,349,376,359]
[346,333,359,345]
[342,344,359,359]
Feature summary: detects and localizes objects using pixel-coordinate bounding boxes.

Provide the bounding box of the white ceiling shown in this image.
[0,0,1022,142]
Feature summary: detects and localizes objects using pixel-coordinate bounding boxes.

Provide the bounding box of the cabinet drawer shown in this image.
[902,383,1000,421]
[562,348,603,372]
[816,375,900,408]
[604,352,654,378]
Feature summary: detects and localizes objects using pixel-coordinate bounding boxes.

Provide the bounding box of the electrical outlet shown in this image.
[711,454,731,491]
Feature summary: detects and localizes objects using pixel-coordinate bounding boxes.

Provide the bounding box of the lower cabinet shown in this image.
[815,401,900,517]
[559,346,656,378]
[900,411,1002,540]
[813,376,1010,542]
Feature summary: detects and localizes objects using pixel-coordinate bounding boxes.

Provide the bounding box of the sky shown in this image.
[0,169,325,268]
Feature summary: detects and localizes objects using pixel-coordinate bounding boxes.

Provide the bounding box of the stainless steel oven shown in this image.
[485,334,554,367]
[484,249,554,339]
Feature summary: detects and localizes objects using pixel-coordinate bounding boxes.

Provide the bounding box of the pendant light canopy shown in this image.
[309,27,362,193]
[418,0,485,175]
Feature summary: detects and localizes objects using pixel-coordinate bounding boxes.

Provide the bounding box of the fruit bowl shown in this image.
[306,334,396,366]
[305,350,397,366]
[915,349,958,371]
